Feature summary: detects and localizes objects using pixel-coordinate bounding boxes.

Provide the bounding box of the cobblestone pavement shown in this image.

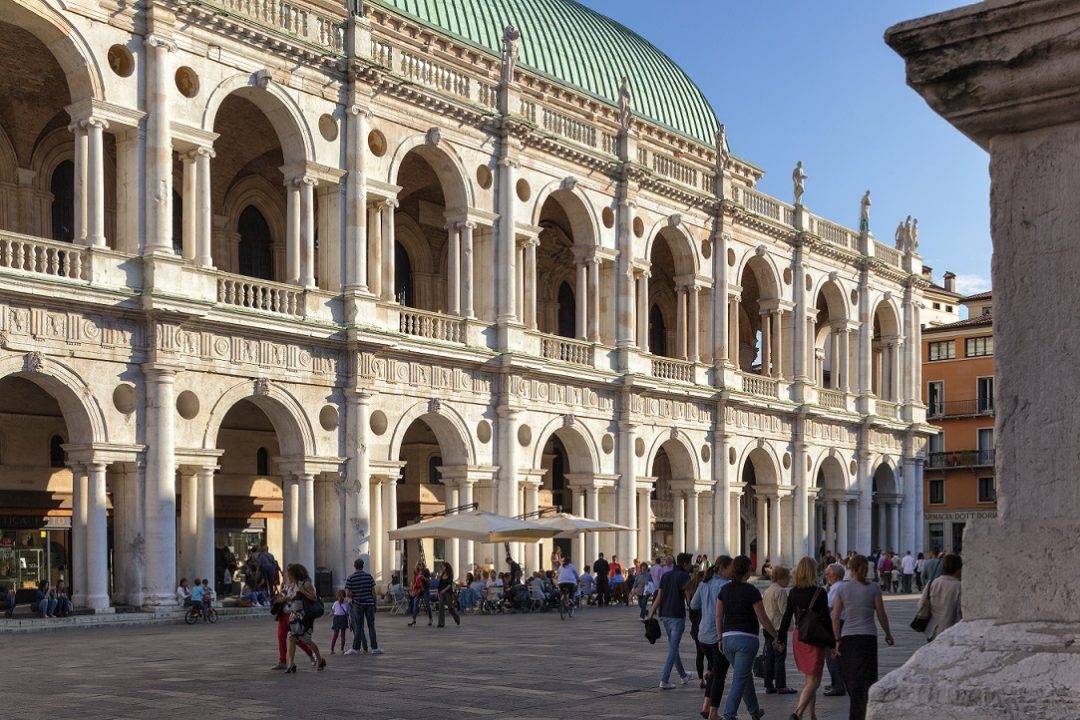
[7,595,921,720]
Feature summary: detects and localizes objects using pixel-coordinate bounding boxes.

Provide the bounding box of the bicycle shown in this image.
[557,585,576,620]
[184,603,218,624]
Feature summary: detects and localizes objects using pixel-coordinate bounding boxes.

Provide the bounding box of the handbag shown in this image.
[301,586,325,620]
[752,652,765,678]
[910,578,934,632]
[795,586,835,647]
[644,617,661,644]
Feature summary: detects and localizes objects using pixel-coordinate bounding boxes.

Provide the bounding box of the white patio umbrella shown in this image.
[533,512,631,539]
[387,509,561,543]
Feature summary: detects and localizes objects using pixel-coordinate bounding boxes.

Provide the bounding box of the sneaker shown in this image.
[681,672,696,685]
[659,681,676,690]
[371,648,384,655]
[750,710,765,720]
[765,688,777,694]
[344,649,361,656]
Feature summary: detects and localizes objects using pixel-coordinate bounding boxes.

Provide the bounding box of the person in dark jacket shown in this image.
[592,553,610,606]
[777,557,833,720]
[436,563,460,627]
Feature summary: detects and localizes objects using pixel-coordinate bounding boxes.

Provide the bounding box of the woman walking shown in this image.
[408,563,433,626]
[692,555,732,720]
[831,554,894,720]
[924,554,962,642]
[284,563,326,673]
[686,568,707,688]
[716,554,781,720]
[436,562,461,627]
[777,557,833,720]
[272,575,313,670]
[633,561,651,620]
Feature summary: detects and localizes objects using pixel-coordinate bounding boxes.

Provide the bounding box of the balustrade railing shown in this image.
[651,498,674,521]
[819,389,846,410]
[478,82,497,109]
[217,275,303,317]
[734,186,783,222]
[601,132,618,156]
[740,372,780,398]
[540,107,597,147]
[399,307,465,343]
[876,400,898,419]
[928,398,994,418]
[651,356,694,383]
[811,216,859,250]
[519,99,538,123]
[927,449,995,469]
[0,232,86,282]
[370,37,393,66]
[874,241,903,268]
[540,335,593,365]
[206,0,345,52]
[398,49,471,99]
[652,153,698,187]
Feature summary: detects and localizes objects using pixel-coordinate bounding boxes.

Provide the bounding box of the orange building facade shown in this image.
[921,290,996,553]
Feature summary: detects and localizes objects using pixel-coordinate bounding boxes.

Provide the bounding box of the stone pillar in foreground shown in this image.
[872,3,1080,716]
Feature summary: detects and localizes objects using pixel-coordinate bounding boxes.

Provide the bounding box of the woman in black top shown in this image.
[436,562,460,627]
[777,557,833,720]
[716,555,781,720]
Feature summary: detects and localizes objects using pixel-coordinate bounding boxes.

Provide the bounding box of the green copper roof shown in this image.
[369,0,721,147]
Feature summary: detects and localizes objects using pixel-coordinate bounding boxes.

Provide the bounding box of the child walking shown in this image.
[330,590,350,654]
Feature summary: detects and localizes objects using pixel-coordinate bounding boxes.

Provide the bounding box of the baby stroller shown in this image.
[479,584,505,615]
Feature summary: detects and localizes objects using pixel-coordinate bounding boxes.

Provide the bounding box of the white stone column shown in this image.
[285,182,300,284]
[585,486,599,563]
[368,204,382,298]
[688,285,700,363]
[448,222,461,315]
[772,310,784,379]
[71,122,87,244]
[877,502,888,549]
[676,285,688,359]
[461,223,475,318]
[295,473,315,572]
[369,477,383,580]
[181,152,197,261]
[524,481,540,571]
[283,475,298,563]
[516,242,525,321]
[195,148,214,268]
[761,312,772,377]
[576,261,588,340]
[346,392,371,570]
[769,495,782,565]
[179,470,198,579]
[381,199,398,301]
[637,271,650,350]
[447,481,461,573]
[573,488,587,570]
[793,441,809,560]
[70,464,87,607]
[383,473,399,580]
[714,432,731,556]
[893,341,904,403]
[144,35,175,253]
[843,329,854,393]
[525,237,538,329]
[618,421,638,562]
[589,257,601,342]
[299,178,317,289]
[714,233,730,365]
[889,501,901,555]
[345,106,369,291]
[84,118,108,247]
[143,365,177,606]
[637,487,651,561]
[825,499,836,553]
[196,466,216,589]
[756,496,768,564]
[836,499,849,556]
[686,490,700,555]
[673,491,686,553]
[85,461,109,610]
[459,479,475,570]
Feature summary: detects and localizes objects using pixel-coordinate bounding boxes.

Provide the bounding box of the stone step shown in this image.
[0,605,271,634]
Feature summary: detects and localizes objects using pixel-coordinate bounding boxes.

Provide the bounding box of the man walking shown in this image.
[593,553,610,607]
[900,550,916,593]
[822,562,847,697]
[345,558,383,655]
[920,549,943,588]
[646,552,695,689]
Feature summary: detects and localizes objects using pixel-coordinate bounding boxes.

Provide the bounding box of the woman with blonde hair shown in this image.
[778,557,832,719]
[832,554,894,720]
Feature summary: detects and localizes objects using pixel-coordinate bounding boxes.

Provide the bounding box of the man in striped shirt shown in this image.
[344,558,382,655]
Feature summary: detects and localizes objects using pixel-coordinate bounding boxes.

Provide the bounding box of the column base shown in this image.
[869,619,1080,718]
[83,599,115,614]
[142,592,179,608]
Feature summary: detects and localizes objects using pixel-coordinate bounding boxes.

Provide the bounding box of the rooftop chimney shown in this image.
[943,271,956,293]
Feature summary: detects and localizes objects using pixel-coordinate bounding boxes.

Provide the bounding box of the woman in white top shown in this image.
[176,578,191,606]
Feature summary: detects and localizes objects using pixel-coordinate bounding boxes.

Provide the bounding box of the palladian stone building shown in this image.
[0,0,933,609]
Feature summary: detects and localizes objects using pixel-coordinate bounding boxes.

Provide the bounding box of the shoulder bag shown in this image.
[301,583,325,620]
[910,578,934,632]
[795,586,835,647]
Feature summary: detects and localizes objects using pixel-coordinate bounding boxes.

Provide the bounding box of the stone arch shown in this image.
[739,443,781,486]
[387,400,474,467]
[202,73,314,166]
[645,430,698,482]
[0,0,103,103]
[644,218,700,276]
[222,175,287,246]
[394,213,436,277]
[530,416,600,475]
[813,277,850,323]
[872,457,899,494]
[872,295,902,337]
[0,353,107,444]
[0,125,16,184]
[387,134,473,211]
[735,250,783,300]
[530,179,600,248]
[202,380,317,458]
[814,452,848,491]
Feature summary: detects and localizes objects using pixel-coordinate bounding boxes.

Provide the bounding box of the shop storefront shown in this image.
[0,515,71,592]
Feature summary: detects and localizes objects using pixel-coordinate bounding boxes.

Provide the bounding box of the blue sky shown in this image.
[579,0,991,295]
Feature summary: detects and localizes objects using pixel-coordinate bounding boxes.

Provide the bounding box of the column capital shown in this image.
[142,363,180,380]
[348,105,373,119]
[194,145,216,160]
[145,34,178,52]
[380,197,399,210]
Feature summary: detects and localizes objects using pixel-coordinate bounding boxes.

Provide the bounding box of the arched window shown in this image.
[256,447,269,476]
[238,206,273,280]
[556,282,576,338]
[395,241,413,307]
[649,304,667,357]
[50,161,74,242]
[427,455,442,485]
[49,435,66,468]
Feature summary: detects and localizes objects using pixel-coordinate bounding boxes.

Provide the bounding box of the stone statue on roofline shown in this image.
[792,160,807,206]
[716,124,728,173]
[500,25,520,87]
[910,217,920,254]
[860,190,872,232]
[619,76,633,131]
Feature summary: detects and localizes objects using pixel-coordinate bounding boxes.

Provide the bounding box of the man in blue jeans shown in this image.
[344,558,383,655]
[646,551,695,689]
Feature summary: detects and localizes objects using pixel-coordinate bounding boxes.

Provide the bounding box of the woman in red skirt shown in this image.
[777,556,833,720]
